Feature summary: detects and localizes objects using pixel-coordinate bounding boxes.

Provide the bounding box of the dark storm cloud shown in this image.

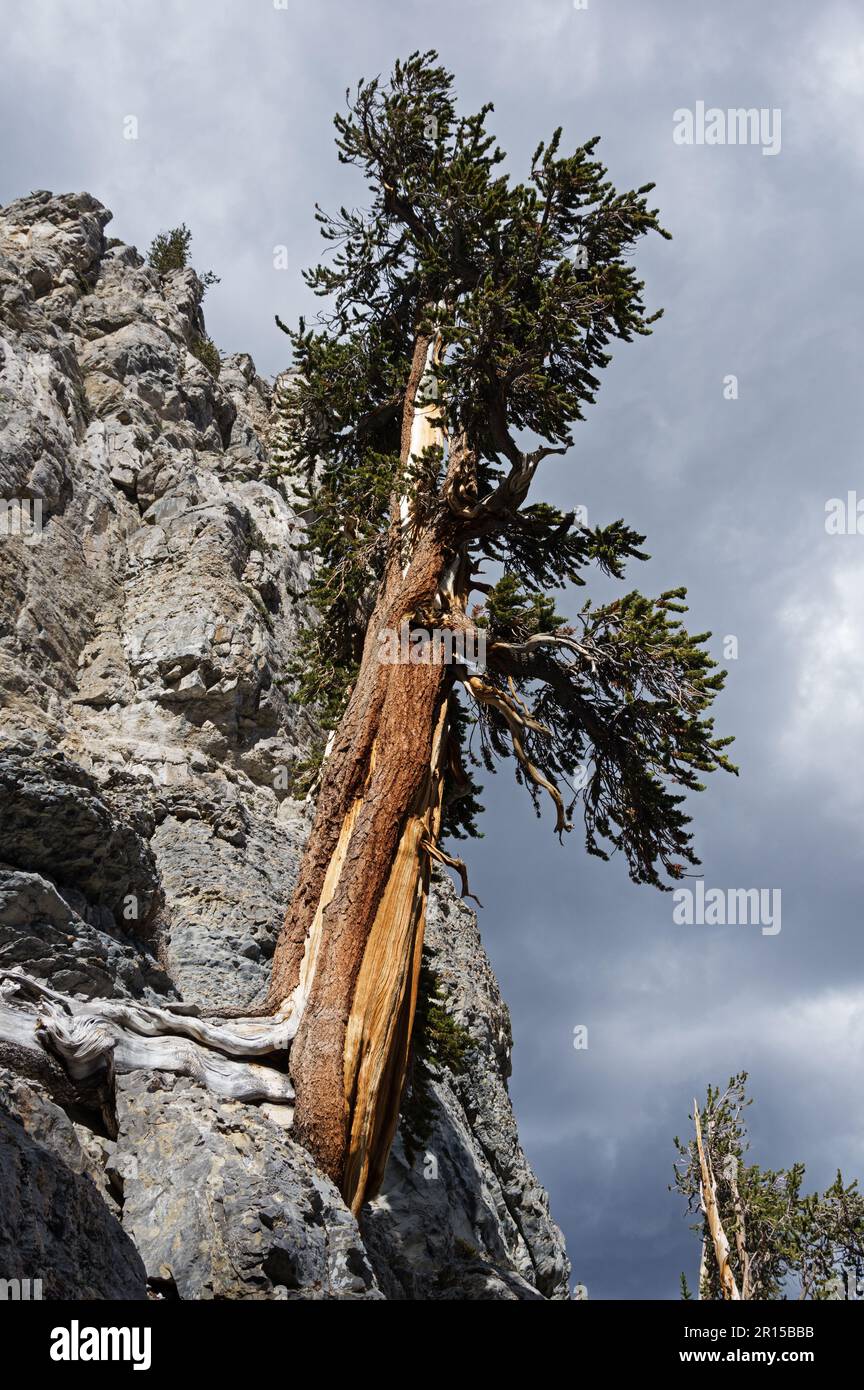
[3,0,862,1299]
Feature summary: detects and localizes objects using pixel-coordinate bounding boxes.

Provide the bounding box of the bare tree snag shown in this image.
[725,1154,752,1299]
[694,1098,741,1300]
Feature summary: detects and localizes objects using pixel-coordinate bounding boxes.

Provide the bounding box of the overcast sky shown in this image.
[3,0,863,1300]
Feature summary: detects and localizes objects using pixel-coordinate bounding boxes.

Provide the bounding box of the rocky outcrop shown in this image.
[114,1072,381,1301]
[0,1067,146,1299]
[0,190,569,1300]
[363,885,569,1299]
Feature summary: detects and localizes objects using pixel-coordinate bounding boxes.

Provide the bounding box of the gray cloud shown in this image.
[2,0,861,1299]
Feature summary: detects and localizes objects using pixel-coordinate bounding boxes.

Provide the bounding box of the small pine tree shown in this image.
[191,334,222,378]
[147,222,220,294]
[673,1074,864,1299]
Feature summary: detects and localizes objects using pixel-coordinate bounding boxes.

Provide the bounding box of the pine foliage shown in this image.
[273,52,735,886]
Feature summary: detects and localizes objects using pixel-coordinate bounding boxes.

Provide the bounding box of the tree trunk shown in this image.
[267,332,464,1211]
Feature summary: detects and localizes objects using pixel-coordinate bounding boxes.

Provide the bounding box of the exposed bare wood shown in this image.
[0,971,295,1053]
[341,703,449,1210]
[725,1155,752,1299]
[694,1098,741,1300]
[0,976,295,1107]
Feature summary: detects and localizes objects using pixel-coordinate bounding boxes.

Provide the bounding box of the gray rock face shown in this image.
[0,189,570,1300]
[363,879,570,1300]
[114,1072,380,1300]
[0,743,163,934]
[0,1067,146,1299]
[0,864,171,1002]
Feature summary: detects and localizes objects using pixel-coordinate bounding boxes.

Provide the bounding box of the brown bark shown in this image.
[266,332,466,1209]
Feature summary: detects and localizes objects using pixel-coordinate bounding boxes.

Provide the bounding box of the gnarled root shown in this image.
[0,970,296,1109]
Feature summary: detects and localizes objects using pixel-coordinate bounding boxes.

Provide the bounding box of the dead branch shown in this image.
[694,1097,741,1300]
[461,673,570,836]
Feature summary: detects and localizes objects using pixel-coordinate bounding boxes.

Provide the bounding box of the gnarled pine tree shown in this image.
[265,52,735,1211]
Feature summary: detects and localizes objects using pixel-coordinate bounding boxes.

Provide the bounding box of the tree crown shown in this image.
[275,51,735,887]
[674,1074,864,1299]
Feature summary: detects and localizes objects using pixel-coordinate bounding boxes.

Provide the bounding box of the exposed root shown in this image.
[0,971,294,1053]
[0,970,296,1107]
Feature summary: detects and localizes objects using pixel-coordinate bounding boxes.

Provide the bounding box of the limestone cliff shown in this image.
[0,191,569,1300]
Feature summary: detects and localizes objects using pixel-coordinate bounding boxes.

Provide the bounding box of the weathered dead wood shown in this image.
[0,973,295,1106]
[462,673,570,836]
[694,1097,741,1300]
